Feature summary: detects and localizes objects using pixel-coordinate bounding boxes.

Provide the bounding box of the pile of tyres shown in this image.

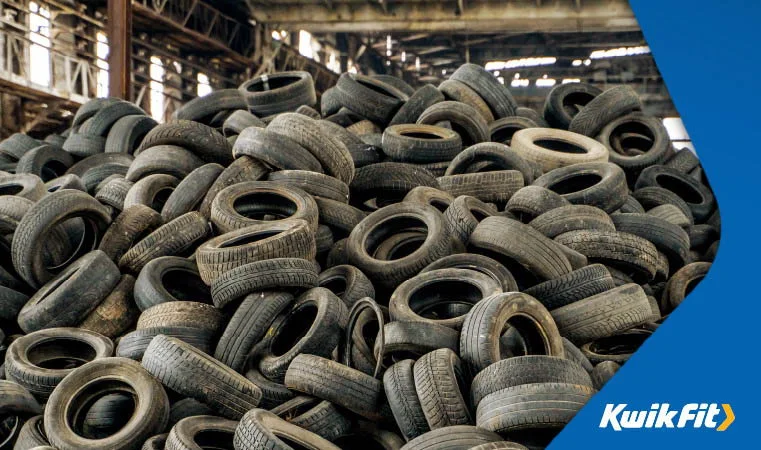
[0,63,719,450]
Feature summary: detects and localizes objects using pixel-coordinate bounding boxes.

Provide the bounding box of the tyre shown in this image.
[259,288,347,383]
[196,219,316,285]
[475,383,595,442]
[383,124,462,163]
[350,162,440,207]
[78,274,139,338]
[267,113,355,184]
[532,162,627,213]
[511,128,609,173]
[460,292,564,376]
[233,408,340,450]
[136,301,223,334]
[125,146,203,182]
[214,291,294,373]
[417,101,489,146]
[413,349,472,429]
[551,283,652,344]
[118,212,208,275]
[335,73,408,124]
[445,142,535,184]
[635,165,715,222]
[210,258,319,309]
[555,229,660,283]
[44,358,169,450]
[439,79,495,123]
[422,253,517,292]
[489,116,538,146]
[98,205,164,263]
[122,173,179,213]
[450,63,517,119]
[233,127,323,173]
[543,82,603,129]
[161,163,224,222]
[468,216,572,289]
[11,190,111,288]
[137,121,232,165]
[377,321,460,364]
[285,354,387,421]
[438,171,524,207]
[597,113,671,179]
[568,85,642,137]
[347,202,452,291]
[197,156,269,218]
[239,71,316,116]
[17,251,120,333]
[316,264,375,307]
[104,115,157,154]
[5,328,113,399]
[389,84,445,126]
[529,205,615,239]
[471,355,592,408]
[504,186,570,223]
[390,268,502,330]
[523,264,615,311]
[165,415,237,450]
[142,335,261,420]
[268,170,349,203]
[384,360,430,441]
[134,257,211,311]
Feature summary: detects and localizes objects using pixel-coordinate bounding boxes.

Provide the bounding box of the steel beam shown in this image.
[108,0,132,100]
[249,0,638,33]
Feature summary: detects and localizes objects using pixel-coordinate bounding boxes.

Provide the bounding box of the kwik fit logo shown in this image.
[600,403,734,431]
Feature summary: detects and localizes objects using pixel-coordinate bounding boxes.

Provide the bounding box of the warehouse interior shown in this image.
[0,0,690,147]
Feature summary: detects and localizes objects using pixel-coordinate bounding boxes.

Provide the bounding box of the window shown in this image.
[96,32,109,97]
[29,2,51,87]
[150,56,164,121]
[298,30,314,59]
[197,73,212,97]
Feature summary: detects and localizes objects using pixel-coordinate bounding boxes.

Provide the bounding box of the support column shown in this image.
[107,0,132,100]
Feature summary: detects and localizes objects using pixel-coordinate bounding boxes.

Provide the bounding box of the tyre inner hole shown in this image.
[193,429,235,449]
[655,174,703,204]
[219,229,282,248]
[319,276,347,297]
[162,268,212,303]
[40,160,69,181]
[356,78,398,98]
[365,216,428,260]
[27,337,97,369]
[429,199,450,213]
[333,434,388,450]
[67,381,137,439]
[501,314,549,357]
[151,187,174,212]
[588,332,650,356]
[270,304,318,357]
[491,125,524,144]
[374,232,427,261]
[45,217,99,273]
[562,91,597,116]
[282,398,319,421]
[82,393,135,439]
[408,280,482,320]
[0,184,23,195]
[0,416,19,447]
[548,173,602,195]
[610,121,655,154]
[400,131,444,140]
[246,75,301,92]
[534,139,589,154]
[233,192,298,221]
[616,134,653,155]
